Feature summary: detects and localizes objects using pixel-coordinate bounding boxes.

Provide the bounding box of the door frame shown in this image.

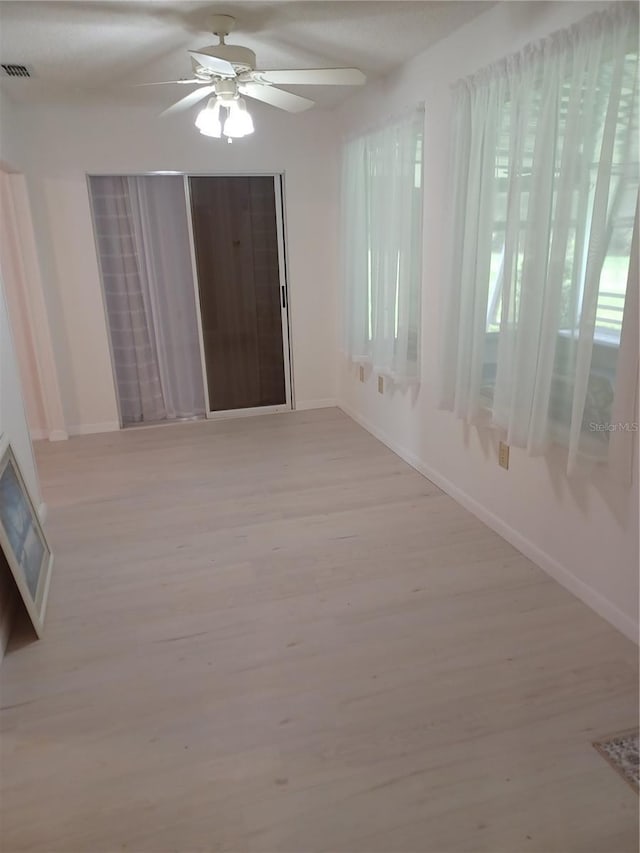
[184,172,294,420]
[87,171,295,428]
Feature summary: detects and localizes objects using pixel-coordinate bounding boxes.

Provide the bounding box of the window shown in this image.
[439,7,639,474]
[342,109,424,382]
[486,51,638,347]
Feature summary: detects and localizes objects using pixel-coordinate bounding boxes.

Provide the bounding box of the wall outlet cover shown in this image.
[498,441,510,470]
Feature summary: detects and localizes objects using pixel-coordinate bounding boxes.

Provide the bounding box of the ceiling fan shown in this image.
[139,14,366,138]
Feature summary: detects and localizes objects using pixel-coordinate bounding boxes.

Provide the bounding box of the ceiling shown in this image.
[0,1,493,109]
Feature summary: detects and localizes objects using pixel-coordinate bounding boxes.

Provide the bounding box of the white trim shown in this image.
[38,553,54,637]
[338,401,638,645]
[87,171,287,178]
[67,421,120,436]
[279,173,296,409]
[38,502,48,524]
[183,175,211,416]
[48,429,69,442]
[295,399,337,411]
[29,428,48,442]
[274,174,293,411]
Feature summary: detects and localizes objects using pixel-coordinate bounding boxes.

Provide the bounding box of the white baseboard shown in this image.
[38,502,47,524]
[338,401,638,644]
[295,399,337,411]
[31,428,69,442]
[67,421,120,437]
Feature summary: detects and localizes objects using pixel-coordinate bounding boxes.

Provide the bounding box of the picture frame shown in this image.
[0,442,53,637]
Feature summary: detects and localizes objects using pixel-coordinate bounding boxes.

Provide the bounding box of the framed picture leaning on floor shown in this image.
[0,442,53,637]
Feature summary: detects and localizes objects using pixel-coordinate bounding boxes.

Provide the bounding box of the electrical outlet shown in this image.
[359,365,365,382]
[498,441,510,470]
[378,376,384,394]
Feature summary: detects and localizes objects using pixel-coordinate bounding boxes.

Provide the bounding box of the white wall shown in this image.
[0,89,25,171]
[0,88,44,514]
[10,98,340,433]
[336,1,639,641]
[0,172,47,436]
[0,273,45,658]
[0,89,69,442]
[0,278,42,510]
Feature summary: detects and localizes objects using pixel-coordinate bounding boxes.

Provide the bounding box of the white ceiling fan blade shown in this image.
[160,85,215,117]
[255,68,366,86]
[132,79,201,87]
[189,51,236,77]
[239,82,314,113]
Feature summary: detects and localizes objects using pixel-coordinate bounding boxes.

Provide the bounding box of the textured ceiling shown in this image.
[0,1,494,109]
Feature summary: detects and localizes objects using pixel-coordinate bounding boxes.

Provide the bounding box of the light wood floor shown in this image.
[1,409,637,853]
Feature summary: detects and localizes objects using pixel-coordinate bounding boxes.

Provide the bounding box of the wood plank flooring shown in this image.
[0,408,637,853]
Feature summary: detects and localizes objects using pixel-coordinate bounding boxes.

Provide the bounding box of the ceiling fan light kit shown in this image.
[149,14,366,141]
[195,97,222,137]
[224,99,254,138]
[195,78,255,140]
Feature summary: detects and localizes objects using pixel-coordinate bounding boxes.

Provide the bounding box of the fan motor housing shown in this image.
[197,44,256,74]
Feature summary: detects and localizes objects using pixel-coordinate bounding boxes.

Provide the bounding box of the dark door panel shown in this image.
[189,176,286,411]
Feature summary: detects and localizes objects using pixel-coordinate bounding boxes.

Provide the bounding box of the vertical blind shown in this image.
[342,109,424,382]
[439,5,639,475]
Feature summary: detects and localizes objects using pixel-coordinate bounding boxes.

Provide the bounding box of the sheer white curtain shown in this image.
[127,177,205,420]
[342,109,423,382]
[90,176,205,425]
[439,5,639,475]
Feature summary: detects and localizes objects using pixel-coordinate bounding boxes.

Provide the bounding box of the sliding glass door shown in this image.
[90,173,292,427]
[187,176,291,414]
[89,175,205,426]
